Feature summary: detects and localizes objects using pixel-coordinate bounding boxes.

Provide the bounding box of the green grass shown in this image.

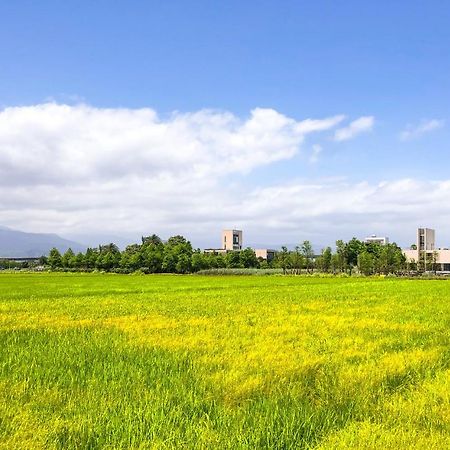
[1,273,450,449]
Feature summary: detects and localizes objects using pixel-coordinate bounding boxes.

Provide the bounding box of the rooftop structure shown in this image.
[222,229,242,251]
[364,235,389,245]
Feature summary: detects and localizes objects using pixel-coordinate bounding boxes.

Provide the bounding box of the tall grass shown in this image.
[1,274,450,448]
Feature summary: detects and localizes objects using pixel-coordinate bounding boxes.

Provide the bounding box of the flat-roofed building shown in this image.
[418,227,435,252]
[222,229,242,251]
[254,248,277,261]
[364,235,389,245]
[403,227,450,271]
[204,229,243,255]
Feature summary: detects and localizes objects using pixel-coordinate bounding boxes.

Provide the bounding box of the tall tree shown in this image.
[276,246,290,274]
[290,246,304,275]
[321,247,332,273]
[358,251,373,275]
[239,248,259,268]
[335,240,347,273]
[301,241,314,273]
[48,248,62,269]
[62,248,75,268]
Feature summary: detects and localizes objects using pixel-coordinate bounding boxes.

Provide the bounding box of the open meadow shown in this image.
[1,273,450,449]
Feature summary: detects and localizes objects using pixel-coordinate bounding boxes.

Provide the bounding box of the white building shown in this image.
[403,228,450,271]
[364,235,389,245]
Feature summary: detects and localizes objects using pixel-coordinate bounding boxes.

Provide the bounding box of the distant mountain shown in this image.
[66,232,136,250]
[0,226,85,257]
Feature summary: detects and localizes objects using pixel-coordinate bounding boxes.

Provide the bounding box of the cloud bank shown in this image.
[1,103,449,247]
[0,103,344,184]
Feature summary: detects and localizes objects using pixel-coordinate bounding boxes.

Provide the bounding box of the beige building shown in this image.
[255,248,276,261]
[204,229,277,261]
[204,229,243,255]
[222,229,243,251]
[403,228,450,271]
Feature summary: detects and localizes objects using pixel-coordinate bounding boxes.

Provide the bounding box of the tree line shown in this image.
[38,235,409,275]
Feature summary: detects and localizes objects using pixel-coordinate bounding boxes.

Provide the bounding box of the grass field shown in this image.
[1,273,450,449]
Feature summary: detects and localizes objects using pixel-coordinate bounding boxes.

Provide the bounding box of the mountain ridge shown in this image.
[0,226,85,257]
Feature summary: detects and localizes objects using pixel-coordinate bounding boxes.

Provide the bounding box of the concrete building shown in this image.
[204,229,277,262]
[403,228,450,271]
[254,248,277,261]
[222,229,242,251]
[364,235,389,245]
[204,229,243,255]
[418,227,435,252]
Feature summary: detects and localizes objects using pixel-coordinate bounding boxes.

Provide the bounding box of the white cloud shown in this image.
[0,103,343,185]
[399,119,445,141]
[309,144,322,164]
[334,116,374,141]
[1,103,450,248]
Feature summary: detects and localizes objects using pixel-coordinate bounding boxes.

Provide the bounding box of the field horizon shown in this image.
[1,273,450,448]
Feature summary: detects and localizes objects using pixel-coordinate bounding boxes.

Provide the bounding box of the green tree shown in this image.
[191,251,207,272]
[142,234,163,246]
[290,246,304,274]
[301,241,314,273]
[215,254,226,268]
[346,238,364,269]
[276,246,290,274]
[163,235,193,273]
[120,244,144,271]
[97,252,118,270]
[378,243,405,274]
[162,251,177,272]
[225,251,241,268]
[48,248,62,269]
[84,248,98,269]
[357,251,373,275]
[239,248,259,268]
[62,248,75,268]
[143,244,163,273]
[74,252,85,269]
[331,253,340,274]
[321,247,332,273]
[335,240,347,273]
[176,254,191,273]
[38,255,48,266]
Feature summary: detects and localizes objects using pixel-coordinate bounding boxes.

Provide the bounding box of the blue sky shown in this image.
[1,1,450,248]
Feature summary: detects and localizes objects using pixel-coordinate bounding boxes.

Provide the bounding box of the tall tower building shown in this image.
[222,229,243,251]
[417,228,435,252]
